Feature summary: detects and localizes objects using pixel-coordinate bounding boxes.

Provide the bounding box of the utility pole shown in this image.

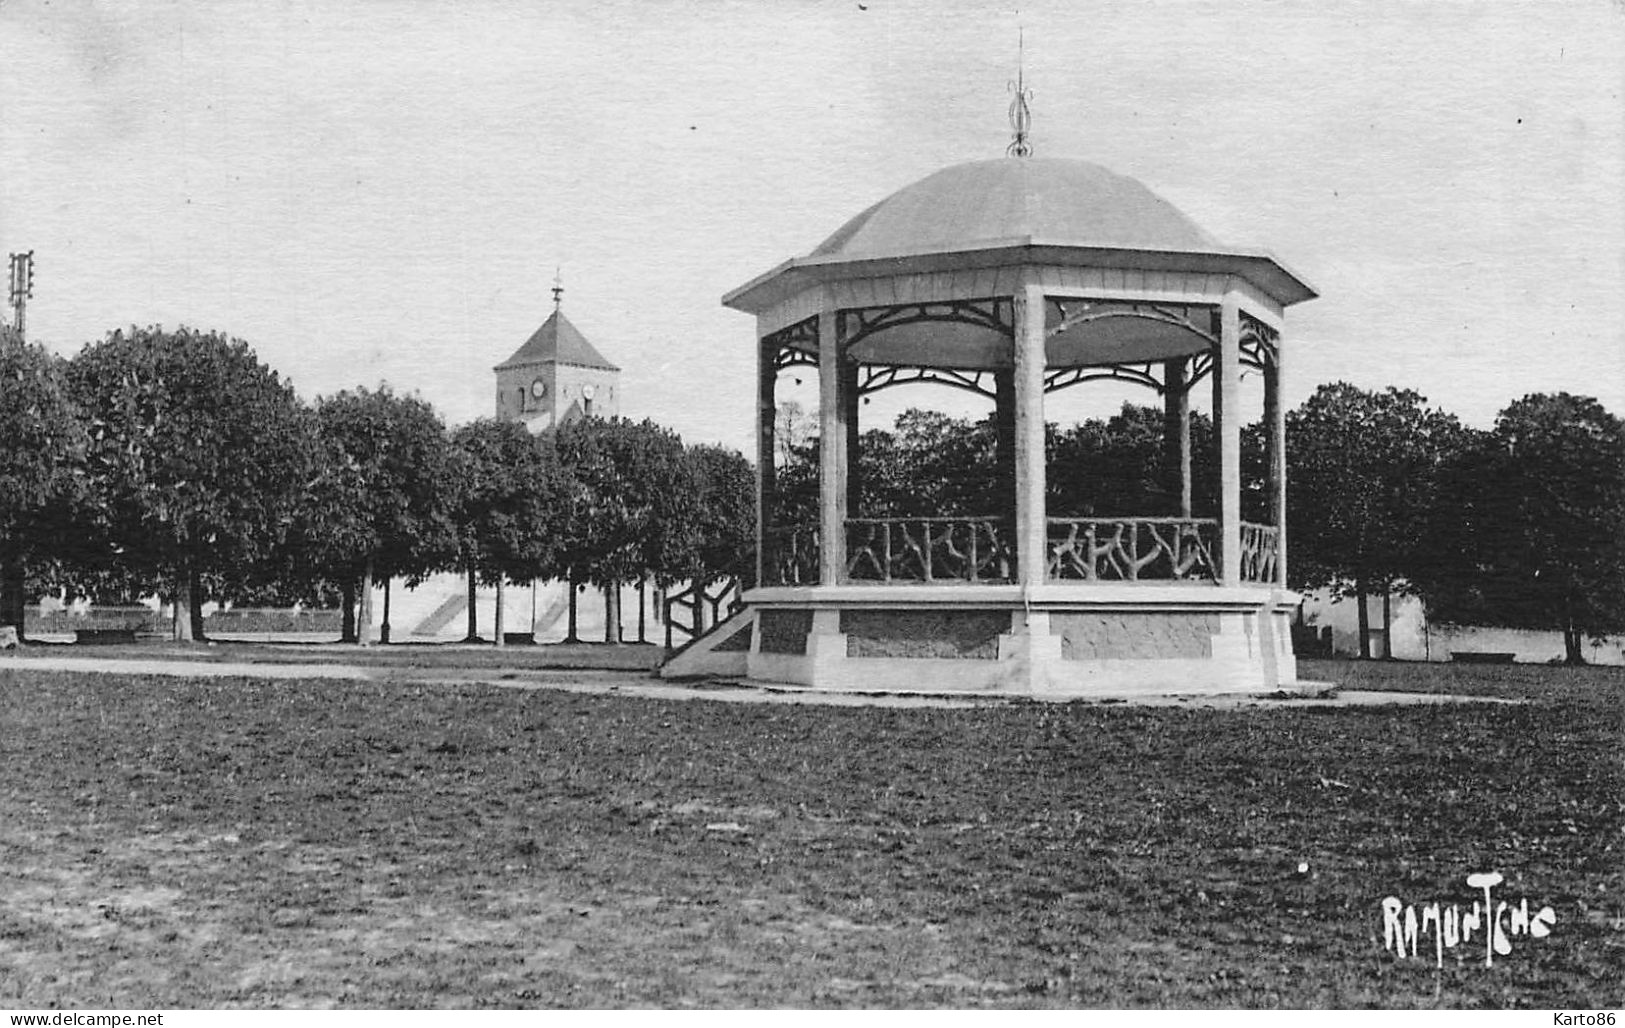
[2,253,35,647]
[8,252,34,337]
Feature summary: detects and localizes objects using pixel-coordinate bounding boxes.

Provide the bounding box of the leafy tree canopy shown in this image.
[449,418,569,586]
[1286,382,1464,597]
[0,326,89,633]
[552,417,697,587]
[682,444,755,586]
[310,386,457,585]
[0,326,86,549]
[65,325,315,621]
[1424,393,1625,661]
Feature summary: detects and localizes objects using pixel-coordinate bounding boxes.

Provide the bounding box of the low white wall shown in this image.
[1298,590,1625,665]
[1424,623,1625,666]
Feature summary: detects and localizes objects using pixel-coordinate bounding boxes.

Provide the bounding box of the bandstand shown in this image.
[665,153,1317,696]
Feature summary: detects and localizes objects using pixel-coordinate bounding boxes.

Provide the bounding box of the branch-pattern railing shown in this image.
[1240,521,1280,584]
[763,524,820,586]
[846,517,1015,584]
[765,517,1280,586]
[1047,517,1218,582]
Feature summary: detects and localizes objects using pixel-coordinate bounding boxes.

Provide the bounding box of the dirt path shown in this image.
[3,653,1521,708]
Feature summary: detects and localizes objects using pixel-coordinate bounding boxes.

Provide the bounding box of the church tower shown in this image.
[494,277,620,429]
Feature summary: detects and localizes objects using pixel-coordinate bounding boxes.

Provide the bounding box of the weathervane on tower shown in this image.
[1007,27,1034,158]
[551,267,564,310]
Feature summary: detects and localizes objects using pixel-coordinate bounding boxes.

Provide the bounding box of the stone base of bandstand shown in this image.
[661,583,1310,699]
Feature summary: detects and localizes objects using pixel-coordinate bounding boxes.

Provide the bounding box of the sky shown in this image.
[2,0,1621,454]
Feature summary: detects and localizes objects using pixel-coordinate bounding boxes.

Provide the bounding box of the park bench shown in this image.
[1450,651,1516,664]
[74,628,139,645]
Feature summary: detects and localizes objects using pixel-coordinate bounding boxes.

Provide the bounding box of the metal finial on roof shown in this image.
[1007,28,1034,158]
[551,267,564,309]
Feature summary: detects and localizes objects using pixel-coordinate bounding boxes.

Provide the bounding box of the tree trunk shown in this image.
[357,555,375,647]
[604,578,620,644]
[1355,576,1371,659]
[637,578,647,643]
[340,579,357,642]
[1560,591,1585,664]
[188,563,206,640]
[0,545,25,643]
[494,576,506,647]
[1381,588,1393,660]
[660,585,671,652]
[464,567,479,643]
[380,578,392,645]
[1563,598,1585,664]
[172,572,195,643]
[692,573,709,637]
[566,570,580,643]
[1564,628,1583,665]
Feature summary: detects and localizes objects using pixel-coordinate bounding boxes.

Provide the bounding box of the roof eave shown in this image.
[724,239,1318,315]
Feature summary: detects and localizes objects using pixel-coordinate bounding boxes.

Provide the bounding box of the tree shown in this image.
[780,402,1227,525]
[874,409,1001,517]
[682,443,756,588]
[309,387,457,643]
[447,418,568,643]
[1287,383,1465,657]
[67,326,315,641]
[771,428,820,530]
[553,418,697,642]
[775,400,816,468]
[1049,403,1219,518]
[0,326,87,640]
[1425,394,1625,664]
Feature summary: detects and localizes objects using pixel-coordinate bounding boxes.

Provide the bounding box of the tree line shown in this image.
[770,385,1625,664]
[5,323,1621,661]
[0,324,753,642]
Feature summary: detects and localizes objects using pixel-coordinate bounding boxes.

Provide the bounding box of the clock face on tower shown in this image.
[530,378,546,399]
[580,384,596,401]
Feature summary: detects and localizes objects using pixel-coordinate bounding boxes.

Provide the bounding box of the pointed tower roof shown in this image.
[493,308,620,372]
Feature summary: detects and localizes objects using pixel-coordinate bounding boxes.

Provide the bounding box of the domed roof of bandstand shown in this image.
[725,155,1316,371]
[810,157,1222,260]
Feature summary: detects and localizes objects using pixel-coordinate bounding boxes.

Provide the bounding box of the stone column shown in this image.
[1162,357,1192,517]
[1216,292,1243,586]
[756,333,776,587]
[1266,332,1288,587]
[1001,277,1064,692]
[817,306,848,585]
[994,369,1017,528]
[842,357,862,519]
[1013,280,1048,586]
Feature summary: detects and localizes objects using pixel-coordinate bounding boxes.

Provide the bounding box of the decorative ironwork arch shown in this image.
[1044,363,1164,395]
[1187,351,1214,389]
[1179,311,1279,391]
[775,348,819,373]
[837,297,1013,354]
[764,302,1277,393]
[858,365,996,399]
[1046,298,1218,346]
[1239,312,1279,370]
[764,315,820,373]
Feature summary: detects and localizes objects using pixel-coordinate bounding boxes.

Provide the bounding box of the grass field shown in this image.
[6,639,666,672]
[0,657,1620,1008]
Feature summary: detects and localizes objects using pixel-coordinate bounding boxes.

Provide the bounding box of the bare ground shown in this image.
[0,659,1620,1008]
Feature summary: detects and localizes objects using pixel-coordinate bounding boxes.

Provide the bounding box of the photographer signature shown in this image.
[1381,871,1556,968]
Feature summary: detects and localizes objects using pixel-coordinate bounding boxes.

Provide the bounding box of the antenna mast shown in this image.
[7,251,33,338]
